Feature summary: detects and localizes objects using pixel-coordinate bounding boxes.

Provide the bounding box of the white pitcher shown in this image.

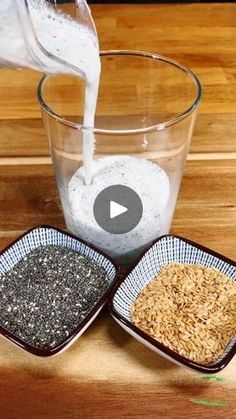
[0,0,98,77]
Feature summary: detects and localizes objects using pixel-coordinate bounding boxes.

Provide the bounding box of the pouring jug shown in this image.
[0,0,97,77]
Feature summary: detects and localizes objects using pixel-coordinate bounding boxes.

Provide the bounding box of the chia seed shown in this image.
[0,245,108,350]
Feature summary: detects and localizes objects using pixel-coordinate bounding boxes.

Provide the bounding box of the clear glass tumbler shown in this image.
[38,50,202,263]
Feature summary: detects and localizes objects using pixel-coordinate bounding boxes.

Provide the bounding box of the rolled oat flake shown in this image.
[0,245,109,350]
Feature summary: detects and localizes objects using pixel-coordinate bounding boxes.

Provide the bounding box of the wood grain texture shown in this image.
[0,3,236,419]
[1,311,236,419]
[1,113,236,157]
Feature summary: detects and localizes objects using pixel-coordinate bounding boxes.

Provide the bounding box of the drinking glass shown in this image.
[38,50,202,263]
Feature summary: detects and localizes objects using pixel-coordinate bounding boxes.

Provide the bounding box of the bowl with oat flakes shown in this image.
[110,235,236,373]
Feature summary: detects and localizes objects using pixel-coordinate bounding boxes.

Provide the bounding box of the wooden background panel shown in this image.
[1,113,236,157]
[192,114,236,153]
[0,119,47,157]
[102,4,236,28]
[0,70,42,120]
[1,66,233,119]
[0,164,63,232]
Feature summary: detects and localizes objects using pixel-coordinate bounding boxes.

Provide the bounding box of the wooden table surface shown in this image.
[0,3,236,419]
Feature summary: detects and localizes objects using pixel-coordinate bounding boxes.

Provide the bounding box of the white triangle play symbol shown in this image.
[110,200,128,219]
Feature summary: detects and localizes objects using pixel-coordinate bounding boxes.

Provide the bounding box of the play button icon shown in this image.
[110,201,128,219]
[93,185,143,234]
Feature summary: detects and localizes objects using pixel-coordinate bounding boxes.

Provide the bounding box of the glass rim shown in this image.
[37,49,202,135]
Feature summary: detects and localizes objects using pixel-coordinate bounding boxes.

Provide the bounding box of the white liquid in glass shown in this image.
[68,156,170,260]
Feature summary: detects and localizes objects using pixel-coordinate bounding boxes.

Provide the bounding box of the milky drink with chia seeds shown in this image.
[68,155,170,261]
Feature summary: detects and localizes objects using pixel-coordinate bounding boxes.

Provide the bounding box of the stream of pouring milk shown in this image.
[0,0,100,184]
[27,0,101,185]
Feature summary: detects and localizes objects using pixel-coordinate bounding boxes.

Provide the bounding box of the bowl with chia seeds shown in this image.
[0,225,119,356]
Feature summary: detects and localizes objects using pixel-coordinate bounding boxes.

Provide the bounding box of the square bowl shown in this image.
[110,235,236,373]
[0,225,119,356]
